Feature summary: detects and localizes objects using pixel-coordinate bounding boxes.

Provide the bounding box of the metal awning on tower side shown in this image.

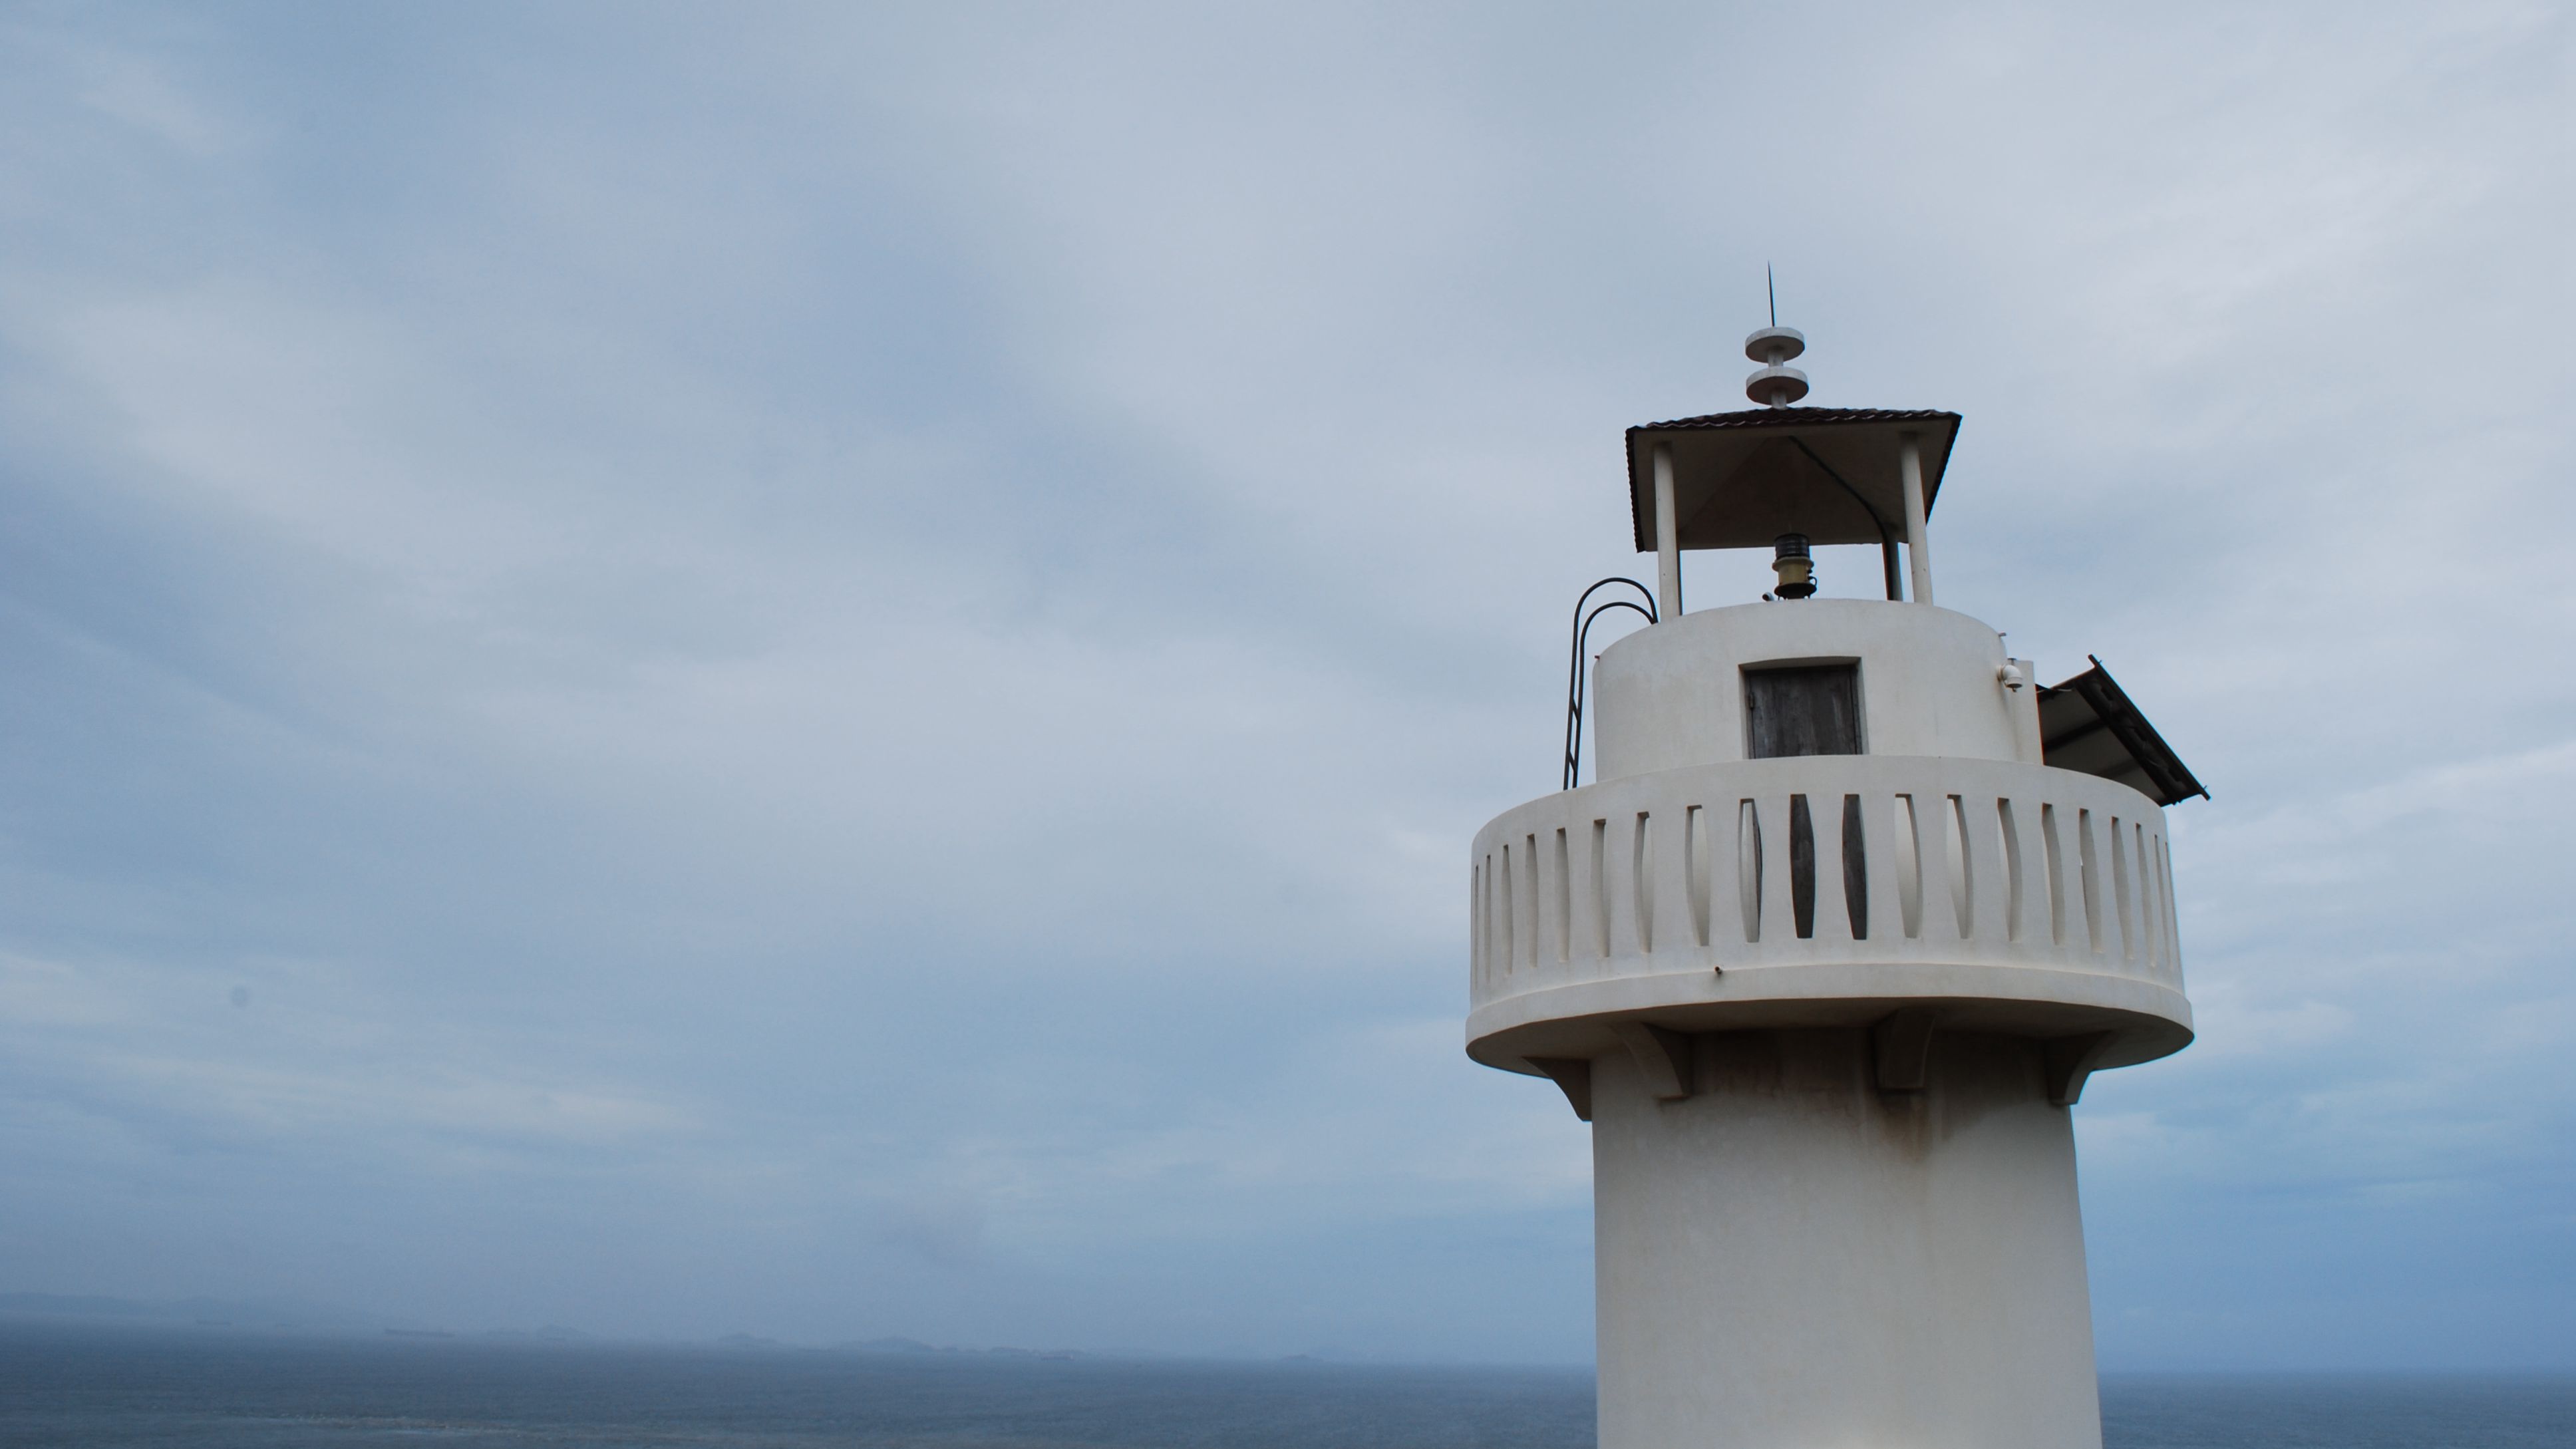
[2038,659,2209,807]
[1625,407,1963,553]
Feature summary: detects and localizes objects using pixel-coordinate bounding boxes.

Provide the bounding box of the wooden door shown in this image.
[1744,664,1861,759]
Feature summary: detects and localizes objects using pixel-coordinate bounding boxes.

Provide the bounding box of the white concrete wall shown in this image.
[1591,1029,2103,1449]
[1592,600,2037,782]
[1466,753,2191,1077]
[1470,593,2186,1449]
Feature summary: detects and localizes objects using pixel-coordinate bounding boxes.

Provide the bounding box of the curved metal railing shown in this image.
[1563,578,1658,790]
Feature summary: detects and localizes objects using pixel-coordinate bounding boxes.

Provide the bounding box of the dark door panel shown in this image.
[1745,664,1861,758]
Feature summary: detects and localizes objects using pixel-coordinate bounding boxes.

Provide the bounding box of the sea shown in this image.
[1,1321,2567,1448]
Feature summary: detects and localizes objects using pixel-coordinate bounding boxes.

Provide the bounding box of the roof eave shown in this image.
[1621,408,1964,554]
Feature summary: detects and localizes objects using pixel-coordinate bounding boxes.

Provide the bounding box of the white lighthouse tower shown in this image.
[1470,323,2205,1449]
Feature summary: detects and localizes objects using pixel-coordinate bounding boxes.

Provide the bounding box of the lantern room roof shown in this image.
[1625,406,1963,553]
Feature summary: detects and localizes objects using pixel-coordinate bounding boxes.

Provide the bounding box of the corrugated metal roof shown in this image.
[2037,658,2209,807]
[1623,408,1964,554]
[1638,406,1961,432]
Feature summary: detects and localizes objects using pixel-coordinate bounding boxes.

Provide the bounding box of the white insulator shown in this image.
[1744,364,1809,406]
[1742,325,1805,363]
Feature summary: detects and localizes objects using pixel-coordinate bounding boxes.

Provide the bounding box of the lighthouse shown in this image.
[1470,322,2205,1448]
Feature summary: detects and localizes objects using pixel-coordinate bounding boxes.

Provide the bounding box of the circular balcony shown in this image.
[1467,754,2191,1094]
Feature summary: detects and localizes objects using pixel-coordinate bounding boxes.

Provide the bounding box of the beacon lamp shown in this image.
[1770,532,1816,599]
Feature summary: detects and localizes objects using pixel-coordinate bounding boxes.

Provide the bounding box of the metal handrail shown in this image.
[1563,577,1659,790]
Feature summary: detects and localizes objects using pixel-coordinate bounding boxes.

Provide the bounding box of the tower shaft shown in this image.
[1593,1031,2100,1449]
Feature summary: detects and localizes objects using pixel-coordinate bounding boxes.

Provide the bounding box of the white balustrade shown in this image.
[1469,756,2183,1015]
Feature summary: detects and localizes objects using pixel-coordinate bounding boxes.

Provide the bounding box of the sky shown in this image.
[1,1,2569,1370]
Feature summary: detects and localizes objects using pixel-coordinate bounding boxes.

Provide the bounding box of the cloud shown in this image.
[0,0,2567,1366]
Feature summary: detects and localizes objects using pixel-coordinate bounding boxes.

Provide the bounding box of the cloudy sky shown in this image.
[2,2,2569,1369]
